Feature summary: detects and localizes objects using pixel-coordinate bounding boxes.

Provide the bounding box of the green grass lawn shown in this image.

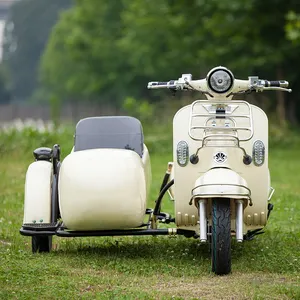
[0,129,299,299]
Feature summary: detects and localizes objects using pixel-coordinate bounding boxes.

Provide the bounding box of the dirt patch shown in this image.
[70,268,298,299]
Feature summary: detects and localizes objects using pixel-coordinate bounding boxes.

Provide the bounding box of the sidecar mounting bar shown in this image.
[20,225,197,238]
[55,228,194,237]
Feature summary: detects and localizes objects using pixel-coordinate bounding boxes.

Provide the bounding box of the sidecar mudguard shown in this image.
[192,168,250,200]
[23,161,52,224]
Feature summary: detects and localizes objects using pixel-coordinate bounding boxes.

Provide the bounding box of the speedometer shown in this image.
[207,67,234,93]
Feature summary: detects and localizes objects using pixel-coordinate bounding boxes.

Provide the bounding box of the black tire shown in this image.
[32,236,52,253]
[211,198,231,275]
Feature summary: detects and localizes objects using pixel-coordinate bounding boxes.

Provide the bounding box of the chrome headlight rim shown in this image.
[207,67,234,94]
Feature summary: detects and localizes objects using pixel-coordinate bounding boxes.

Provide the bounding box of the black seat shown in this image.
[74,116,144,157]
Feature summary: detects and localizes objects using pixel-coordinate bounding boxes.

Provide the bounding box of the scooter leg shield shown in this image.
[23,161,52,224]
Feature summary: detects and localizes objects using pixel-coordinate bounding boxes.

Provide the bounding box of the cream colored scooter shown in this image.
[20,66,291,276]
[148,66,291,274]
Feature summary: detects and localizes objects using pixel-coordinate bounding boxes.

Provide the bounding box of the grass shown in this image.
[0,127,299,299]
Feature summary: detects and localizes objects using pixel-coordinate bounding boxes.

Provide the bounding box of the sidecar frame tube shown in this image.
[20,228,57,236]
[20,226,197,239]
[55,228,181,237]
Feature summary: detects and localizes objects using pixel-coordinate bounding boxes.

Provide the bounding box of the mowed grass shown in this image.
[0,129,299,299]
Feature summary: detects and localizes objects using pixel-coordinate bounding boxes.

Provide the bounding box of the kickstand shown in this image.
[243,228,265,241]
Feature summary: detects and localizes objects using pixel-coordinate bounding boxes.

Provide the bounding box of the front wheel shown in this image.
[32,236,52,253]
[211,198,231,275]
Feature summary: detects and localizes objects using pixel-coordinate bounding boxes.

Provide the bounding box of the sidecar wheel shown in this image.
[32,236,52,253]
[211,198,231,275]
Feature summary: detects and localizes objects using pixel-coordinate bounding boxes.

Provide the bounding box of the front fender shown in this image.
[192,168,251,200]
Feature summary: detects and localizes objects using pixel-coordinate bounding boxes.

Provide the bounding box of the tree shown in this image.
[2,0,72,102]
[41,0,129,104]
[41,0,300,123]
[120,0,300,123]
[286,11,300,43]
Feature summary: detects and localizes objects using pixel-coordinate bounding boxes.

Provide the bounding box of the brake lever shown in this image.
[226,88,255,98]
[261,87,292,93]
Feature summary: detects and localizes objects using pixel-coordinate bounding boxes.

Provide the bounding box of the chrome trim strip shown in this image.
[236,200,244,242]
[268,187,275,201]
[198,199,207,242]
[192,183,252,195]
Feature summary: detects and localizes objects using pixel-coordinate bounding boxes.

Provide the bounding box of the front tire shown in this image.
[32,236,52,253]
[211,198,231,275]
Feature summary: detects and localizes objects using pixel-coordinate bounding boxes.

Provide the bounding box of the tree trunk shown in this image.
[287,98,298,125]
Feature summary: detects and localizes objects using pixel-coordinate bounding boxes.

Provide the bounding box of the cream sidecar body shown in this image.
[22,116,151,233]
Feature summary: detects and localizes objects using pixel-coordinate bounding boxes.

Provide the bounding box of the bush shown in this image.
[0,124,74,159]
[269,121,300,148]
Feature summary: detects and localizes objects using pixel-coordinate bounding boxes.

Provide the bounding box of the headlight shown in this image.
[207,67,234,93]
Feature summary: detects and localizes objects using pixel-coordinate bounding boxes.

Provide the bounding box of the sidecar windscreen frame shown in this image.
[74,116,144,157]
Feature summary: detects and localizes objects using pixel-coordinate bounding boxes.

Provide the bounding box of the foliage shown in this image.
[0,125,74,158]
[286,11,300,42]
[40,0,300,124]
[122,97,154,123]
[2,0,72,102]
[49,95,61,128]
[2,0,300,124]
[269,122,300,147]
[41,0,128,103]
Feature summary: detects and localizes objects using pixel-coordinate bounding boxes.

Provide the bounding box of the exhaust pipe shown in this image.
[198,199,207,242]
[236,200,244,242]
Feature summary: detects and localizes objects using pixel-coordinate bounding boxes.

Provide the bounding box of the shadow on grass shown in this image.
[51,236,258,275]
[56,236,209,258]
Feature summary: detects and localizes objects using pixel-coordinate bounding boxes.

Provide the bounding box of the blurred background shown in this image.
[0,0,300,131]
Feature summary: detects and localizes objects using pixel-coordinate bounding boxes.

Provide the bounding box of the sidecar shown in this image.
[20,116,181,253]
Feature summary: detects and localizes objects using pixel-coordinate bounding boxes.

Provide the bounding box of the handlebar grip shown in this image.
[154,82,168,86]
[147,80,177,89]
[264,80,289,88]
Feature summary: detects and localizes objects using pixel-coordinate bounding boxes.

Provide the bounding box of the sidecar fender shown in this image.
[23,161,52,224]
[192,168,250,200]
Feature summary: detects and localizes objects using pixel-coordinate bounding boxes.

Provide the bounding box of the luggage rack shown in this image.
[188,100,254,148]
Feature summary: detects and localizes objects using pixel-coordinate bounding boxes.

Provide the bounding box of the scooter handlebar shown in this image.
[148,75,292,93]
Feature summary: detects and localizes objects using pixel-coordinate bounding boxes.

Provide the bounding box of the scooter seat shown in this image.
[74,116,144,157]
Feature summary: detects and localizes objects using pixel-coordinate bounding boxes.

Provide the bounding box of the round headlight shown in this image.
[207,67,234,93]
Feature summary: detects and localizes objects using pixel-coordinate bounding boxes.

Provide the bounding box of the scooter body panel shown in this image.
[173,100,269,232]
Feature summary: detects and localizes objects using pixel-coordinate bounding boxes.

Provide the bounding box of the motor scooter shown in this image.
[20,66,291,275]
